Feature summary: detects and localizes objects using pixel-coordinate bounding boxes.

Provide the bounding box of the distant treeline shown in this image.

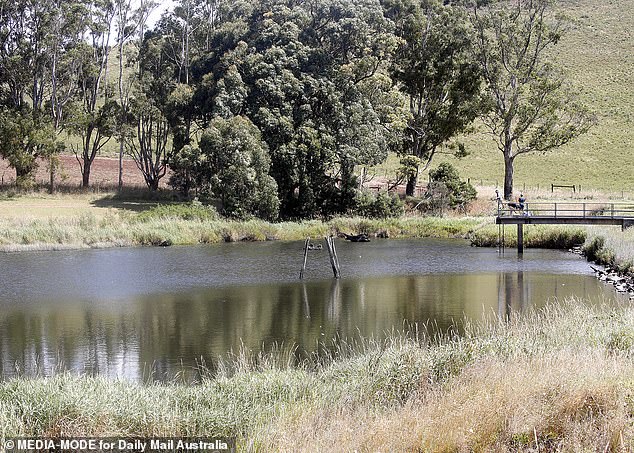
[0,0,592,219]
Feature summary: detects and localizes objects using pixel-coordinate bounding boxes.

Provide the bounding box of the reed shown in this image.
[470,224,587,248]
[0,211,482,251]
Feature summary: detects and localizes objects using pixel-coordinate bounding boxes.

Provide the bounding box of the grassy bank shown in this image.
[583,227,634,274]
[0,205,484,251]
[471,224,587,249]
[1,301,634,451]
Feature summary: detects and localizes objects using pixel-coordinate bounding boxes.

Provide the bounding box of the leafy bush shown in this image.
[428,163,477,211]
[353,190,404,218]
[582,236,606,262]
[197,116,280,221]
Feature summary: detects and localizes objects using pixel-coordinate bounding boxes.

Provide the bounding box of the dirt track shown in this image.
[0,155,168,189]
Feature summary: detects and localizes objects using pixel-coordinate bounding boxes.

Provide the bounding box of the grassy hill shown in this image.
[375,0,634,194]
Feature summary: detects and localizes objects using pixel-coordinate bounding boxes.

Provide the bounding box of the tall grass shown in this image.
[470,224,587,248]
[583,227,634,274]
[2,301,634,451]
[0,209,483,251]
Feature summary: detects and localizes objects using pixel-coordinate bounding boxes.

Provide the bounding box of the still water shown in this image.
[0,239,621,381]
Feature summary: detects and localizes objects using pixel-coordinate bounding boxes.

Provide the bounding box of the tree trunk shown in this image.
[15,164,36,188]
[49,156,55,194]
[503,154,514,200]
[118,140,124,192]
[82,164,91,188]
[406,172,417,197]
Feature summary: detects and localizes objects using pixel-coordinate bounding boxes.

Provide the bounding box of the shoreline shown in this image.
[0,213,592,253]
[0,215,485,253]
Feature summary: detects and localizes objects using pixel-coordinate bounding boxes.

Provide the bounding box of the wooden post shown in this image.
[325,236,341,279]
[299,237,310,279]
[331,236,341,278]
[517,224,524,255]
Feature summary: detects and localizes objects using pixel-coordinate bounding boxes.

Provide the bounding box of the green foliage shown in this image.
[386,0,483,195]
[353,190,404,219]
[188,0,406,218]
[0,109,60,188]
[197,116,280,221]
[428,163,477,210]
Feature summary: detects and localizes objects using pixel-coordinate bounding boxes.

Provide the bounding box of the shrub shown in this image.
[197,116,280,221]
[428,163,477,211]
[353,190,404,218]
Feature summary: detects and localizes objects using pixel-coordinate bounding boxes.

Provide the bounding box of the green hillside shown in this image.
[407,0,634,193]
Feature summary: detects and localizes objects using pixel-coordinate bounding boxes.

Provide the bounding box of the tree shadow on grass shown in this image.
[90,188,182,213]
[90,197,163,213]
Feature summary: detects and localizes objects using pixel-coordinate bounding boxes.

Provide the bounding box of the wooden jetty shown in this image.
[496,201,634,254]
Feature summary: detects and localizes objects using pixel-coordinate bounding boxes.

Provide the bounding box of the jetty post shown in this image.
[517,224,524,254]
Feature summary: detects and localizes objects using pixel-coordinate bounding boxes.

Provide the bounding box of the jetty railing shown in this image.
[497,201,634,219]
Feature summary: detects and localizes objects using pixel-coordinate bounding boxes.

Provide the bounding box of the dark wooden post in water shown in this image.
[325,236,341,278]
[517,224,524,254]
[299,237,310,279]
[299,236,341,279]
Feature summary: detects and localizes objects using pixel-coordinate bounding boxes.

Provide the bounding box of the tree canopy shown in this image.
[0,0,593,217]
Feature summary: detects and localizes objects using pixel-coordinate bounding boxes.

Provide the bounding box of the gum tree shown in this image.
[385,0,483,196]
[470,0,594,200]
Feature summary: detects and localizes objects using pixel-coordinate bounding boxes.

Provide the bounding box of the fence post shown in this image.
[611,203,615,218]
[554,203,557,218]
[583,203,586,218]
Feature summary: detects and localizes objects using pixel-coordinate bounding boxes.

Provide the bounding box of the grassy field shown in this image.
[371,0,634,193]
[2,300,634,451]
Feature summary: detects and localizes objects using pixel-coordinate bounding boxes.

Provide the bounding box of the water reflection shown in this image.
[0,270,621,382]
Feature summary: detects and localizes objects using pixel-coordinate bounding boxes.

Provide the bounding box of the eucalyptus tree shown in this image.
[125,14,178,192]
[470,0,594,200]
[47,0,88,191]
[385,0,483,196]
[114,0,156,191]
[0,0,60,186]
[70,0,117,188]
[126,94,169,191]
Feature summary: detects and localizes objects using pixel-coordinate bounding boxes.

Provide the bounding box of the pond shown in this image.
[0,239,621,381]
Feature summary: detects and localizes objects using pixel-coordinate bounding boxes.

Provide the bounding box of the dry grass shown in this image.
[4,302,634,451]
[255,303,634,452]
[266,351,632,452]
